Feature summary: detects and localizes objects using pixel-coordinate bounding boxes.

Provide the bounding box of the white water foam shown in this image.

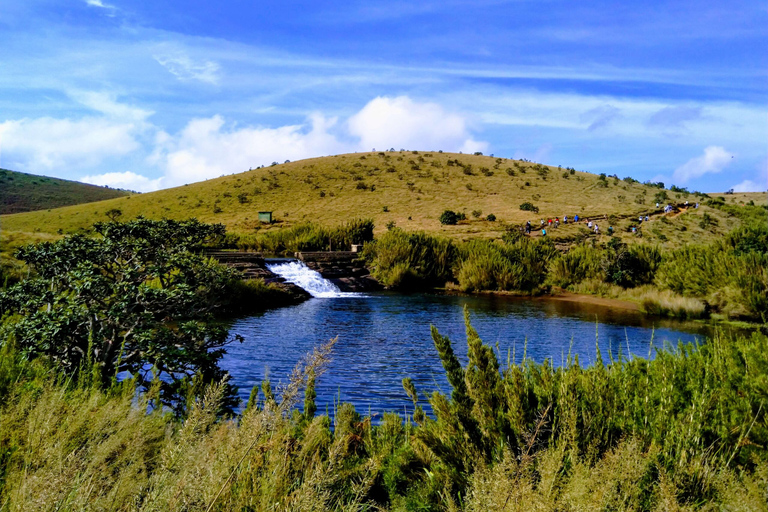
[266,261,363,298]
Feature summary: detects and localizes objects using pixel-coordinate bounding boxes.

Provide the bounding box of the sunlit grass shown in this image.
[1,319,766,510]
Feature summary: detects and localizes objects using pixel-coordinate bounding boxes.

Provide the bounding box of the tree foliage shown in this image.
[0,218,241,409]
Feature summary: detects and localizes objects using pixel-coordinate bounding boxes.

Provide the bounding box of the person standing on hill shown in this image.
[574,214,579,222]
[525,221,531,234]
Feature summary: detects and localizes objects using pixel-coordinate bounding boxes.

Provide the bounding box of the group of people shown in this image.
[659,201,699,213]
[525,214,614,237]
[521,199,706,239]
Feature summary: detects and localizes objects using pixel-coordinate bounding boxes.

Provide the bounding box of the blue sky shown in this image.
[1,0,765,192]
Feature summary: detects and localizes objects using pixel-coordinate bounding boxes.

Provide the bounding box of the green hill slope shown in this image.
[1,152,763,248]
[0,168,130,215]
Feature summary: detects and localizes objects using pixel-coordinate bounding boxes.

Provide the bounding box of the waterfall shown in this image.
[266,261,361,298]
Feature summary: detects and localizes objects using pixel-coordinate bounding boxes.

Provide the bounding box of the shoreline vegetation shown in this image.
[203,199,765,327]
[0,312,765,510]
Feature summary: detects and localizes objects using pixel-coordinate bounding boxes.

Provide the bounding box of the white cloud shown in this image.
[151,96,488,187]
[70,91,154,123]
[732,179,765,192]
[347,96,488,153]
[80,171,163,192]
[151,113,351,187]
[154,53,221,85]
[0,93,156,178]
[0,116,142,171]
[0,95,487,189]
[672,146,732,183]
[84,0,117,15]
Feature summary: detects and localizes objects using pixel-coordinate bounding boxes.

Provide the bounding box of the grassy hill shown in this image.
[1,152,764,249]
[0,168,130,215]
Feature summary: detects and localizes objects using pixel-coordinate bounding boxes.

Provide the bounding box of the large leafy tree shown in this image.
[0,218,241,408]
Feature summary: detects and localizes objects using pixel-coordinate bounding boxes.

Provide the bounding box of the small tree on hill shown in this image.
[105,208,122,221]
[439,210,459,225]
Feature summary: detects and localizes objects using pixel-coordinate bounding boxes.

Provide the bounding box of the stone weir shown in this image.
[205,251,310,300]
[295,251,381,292]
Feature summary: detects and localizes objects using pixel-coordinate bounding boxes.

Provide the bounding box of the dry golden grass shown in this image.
[3,152,761,247]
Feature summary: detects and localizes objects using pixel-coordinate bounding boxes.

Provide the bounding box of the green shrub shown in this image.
[455,238,557,293]
[655,221,768,320]
[0,218,238,409]
[439,210,458,225]
[519,202,539,213]
[364,229,455,289]
[547,244,604,288]
[602,241,661,288]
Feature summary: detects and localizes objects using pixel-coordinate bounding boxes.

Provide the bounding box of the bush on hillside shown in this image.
[439,210,459,225]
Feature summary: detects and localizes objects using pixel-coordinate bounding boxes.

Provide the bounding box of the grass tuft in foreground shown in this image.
[1,311,766,510]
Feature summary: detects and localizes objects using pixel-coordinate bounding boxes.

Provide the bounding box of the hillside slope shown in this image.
[0,168,131,214]
[1,152,763,248]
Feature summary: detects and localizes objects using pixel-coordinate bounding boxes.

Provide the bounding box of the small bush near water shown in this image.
[639,289,708,319]
[363,228,455,289]
[655,222,768,320]
[455,238,557,293]
[0,312,766,510]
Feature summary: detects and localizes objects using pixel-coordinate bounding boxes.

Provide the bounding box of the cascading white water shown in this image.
[266,261,361,298]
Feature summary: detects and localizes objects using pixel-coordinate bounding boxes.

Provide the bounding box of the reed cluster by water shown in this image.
[221,218,375,254]
[1,313,765,511]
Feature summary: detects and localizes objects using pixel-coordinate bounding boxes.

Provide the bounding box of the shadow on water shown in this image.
[220,291,716,417]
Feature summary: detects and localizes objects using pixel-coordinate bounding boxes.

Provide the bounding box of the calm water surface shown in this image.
[221,292,709,415]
